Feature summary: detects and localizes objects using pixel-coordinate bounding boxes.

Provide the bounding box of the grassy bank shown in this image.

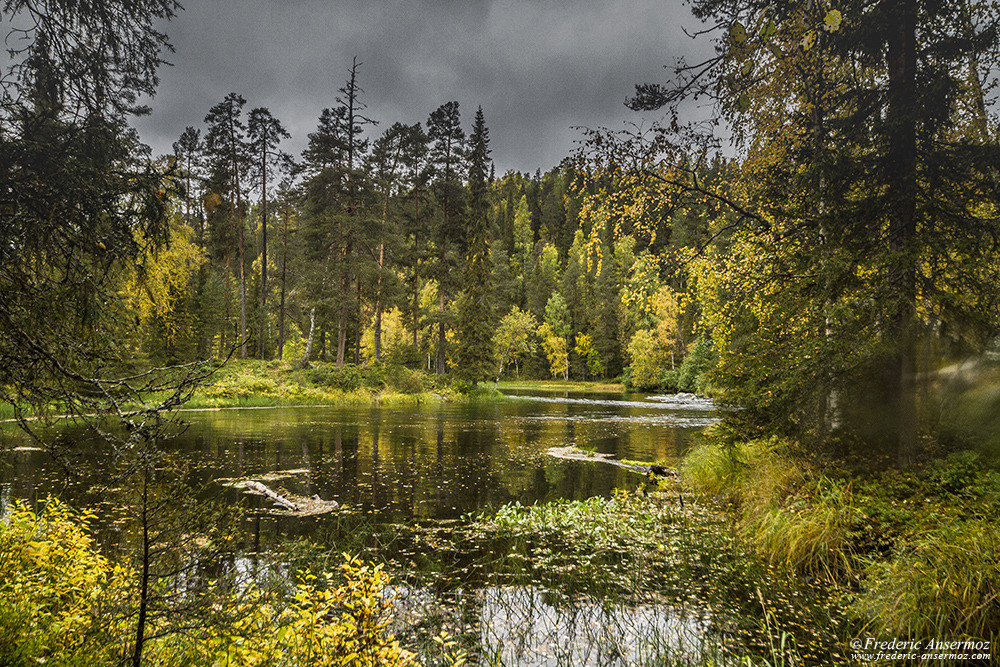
[183,365,628,410]
[0,367,629,424]
[182,359,458,408]
[680,433,1000,646]
[494,379,625,393]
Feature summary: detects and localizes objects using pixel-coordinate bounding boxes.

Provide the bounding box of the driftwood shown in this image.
[245,480,299,511]
[546,446,679,478]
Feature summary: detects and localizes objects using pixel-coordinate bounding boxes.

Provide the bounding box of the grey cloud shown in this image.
[134,0,710,173]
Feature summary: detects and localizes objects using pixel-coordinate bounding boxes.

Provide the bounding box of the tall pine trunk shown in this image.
[885,0,918,467]
[257,150,268,359]
[277,206,288,360]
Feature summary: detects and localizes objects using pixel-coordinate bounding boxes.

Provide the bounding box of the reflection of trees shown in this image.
[6,400,712,532]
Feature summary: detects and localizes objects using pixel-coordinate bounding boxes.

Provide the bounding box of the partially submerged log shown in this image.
[546,446,679,478]
[245,480,299,511]
[229,478,341,515]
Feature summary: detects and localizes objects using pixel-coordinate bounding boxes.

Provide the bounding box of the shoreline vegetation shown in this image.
[4,371,1000,664]
[680,434,1000,647]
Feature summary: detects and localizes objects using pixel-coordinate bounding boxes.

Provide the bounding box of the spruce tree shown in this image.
[456,107,495,385]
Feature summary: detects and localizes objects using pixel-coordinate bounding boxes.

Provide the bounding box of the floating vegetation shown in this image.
[352,491,853,665]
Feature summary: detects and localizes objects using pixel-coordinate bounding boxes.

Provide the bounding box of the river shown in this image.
[1,389,849,666]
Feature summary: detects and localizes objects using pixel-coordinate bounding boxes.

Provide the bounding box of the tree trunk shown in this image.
[355,280,362,365]
[885,0,918,467]
[230,115,247,360]
[257,151,268,359]
[374,240,384,362]
[302,307,316,368]
[337,312,346,369]
[132,467,150,667]
[436,288,446,374]
[277,206,288,360]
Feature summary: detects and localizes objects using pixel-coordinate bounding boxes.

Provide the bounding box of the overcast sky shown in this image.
[132,0,711,175]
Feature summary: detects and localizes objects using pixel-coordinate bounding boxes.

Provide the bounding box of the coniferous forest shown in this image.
[3,0,1000,665]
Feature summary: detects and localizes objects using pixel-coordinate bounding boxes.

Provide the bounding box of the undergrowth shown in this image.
[680,435,1000,646]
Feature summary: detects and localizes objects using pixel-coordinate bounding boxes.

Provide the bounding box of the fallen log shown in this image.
[245,480,299,512]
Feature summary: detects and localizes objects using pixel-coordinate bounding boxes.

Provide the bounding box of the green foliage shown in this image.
[684,434,1000,641]
[626,329,670,390]
[937,371,1000,459]
[852,519,1000,640]
[0,503,417,667]
[493,306,538,379]
[682,438,856,579]
[308,364,384,392]
[676,336,718,394]
[0,499,128,666]
[573,333,604,379]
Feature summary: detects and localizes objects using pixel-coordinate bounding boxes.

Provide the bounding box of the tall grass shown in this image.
[682,434,1000,645]
[853,518,1000,640]
[681,438,854,579]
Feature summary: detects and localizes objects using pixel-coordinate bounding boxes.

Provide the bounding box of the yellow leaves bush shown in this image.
[199,556,414,667]
[0,502,415,667]
[0,499,130,666]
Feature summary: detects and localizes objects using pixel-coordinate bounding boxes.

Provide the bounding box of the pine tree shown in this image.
[456,107,495,385]
[204,93,250,358]
[425,101,467,373]
[247,107,290,358]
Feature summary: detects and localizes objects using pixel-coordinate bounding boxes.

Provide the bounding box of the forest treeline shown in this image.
[138,62,718,394]
[3,0,1000,462]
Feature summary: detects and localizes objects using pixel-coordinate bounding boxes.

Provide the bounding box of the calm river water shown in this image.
[1,390,849,666]
[1,390,717,522]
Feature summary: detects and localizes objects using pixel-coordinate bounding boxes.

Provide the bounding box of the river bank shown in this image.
[679,432,1000,660]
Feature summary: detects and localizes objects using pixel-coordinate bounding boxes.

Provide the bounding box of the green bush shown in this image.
[307,364,384,391]
[677,336,717,393]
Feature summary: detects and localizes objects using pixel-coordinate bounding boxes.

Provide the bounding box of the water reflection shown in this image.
[393,584,711,667]
[2,392,716,523]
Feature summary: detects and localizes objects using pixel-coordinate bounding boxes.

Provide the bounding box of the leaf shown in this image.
[823,9,843,32]
[737,93,751,112]
[760,19,777,40]
[730,21,747,44]
[767,43,784,60]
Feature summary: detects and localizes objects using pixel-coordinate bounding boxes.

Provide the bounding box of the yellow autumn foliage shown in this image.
[0,502,419,667]
[121,218,206,346]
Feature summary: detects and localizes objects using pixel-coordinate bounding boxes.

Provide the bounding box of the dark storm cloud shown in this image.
[133,0,710,174]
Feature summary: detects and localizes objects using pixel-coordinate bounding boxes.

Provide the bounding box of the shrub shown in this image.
[210,556,415,667]
[0,499,129,667]
[0,502,417,667]
[307,364,384,392]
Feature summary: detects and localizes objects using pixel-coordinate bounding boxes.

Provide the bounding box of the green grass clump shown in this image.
[681,437,804,510]
[853,518,1000,640]
[681,437,855,579]
[747,480,856,579]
